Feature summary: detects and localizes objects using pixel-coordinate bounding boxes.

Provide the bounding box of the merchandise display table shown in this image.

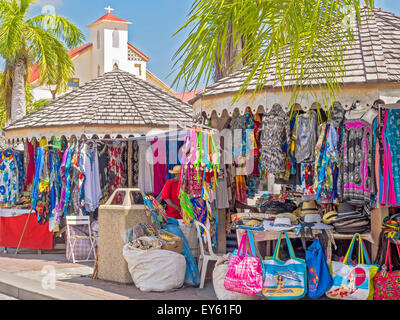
[236,228,374,265]
[0,210,53,251]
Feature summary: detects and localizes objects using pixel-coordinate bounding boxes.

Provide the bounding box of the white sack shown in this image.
[122,244,186,292]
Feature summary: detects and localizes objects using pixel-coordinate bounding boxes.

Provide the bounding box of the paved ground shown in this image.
[0,249,218,300]
[0,293,18,300]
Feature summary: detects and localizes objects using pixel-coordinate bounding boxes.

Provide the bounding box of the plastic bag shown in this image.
[162,217,200,286]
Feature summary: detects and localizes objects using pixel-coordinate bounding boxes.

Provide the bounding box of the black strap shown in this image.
[300,222,314,251]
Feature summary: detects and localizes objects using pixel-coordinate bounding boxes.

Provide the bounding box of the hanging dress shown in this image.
[0,150,19,203]
[260,104,291,174]
[295,110,318,164]
[338,110,376,205]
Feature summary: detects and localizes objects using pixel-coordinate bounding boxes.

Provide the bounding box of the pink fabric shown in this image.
[152,140,167,196]
[375,136,383,208]
[224,233,263,295]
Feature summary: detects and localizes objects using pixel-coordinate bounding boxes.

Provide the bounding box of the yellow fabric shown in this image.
[39,137,48,147]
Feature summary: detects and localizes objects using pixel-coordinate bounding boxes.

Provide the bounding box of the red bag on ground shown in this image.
[373,240,400,300]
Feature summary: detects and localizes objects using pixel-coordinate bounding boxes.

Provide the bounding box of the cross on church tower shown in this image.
[104,6,114,14]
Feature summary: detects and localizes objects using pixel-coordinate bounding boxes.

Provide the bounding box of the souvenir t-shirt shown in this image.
[161,179,181,219]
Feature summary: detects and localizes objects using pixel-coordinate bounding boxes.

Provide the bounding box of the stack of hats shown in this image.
[300,201,319,216]
[326,202,370,234]
[259,199,298,215]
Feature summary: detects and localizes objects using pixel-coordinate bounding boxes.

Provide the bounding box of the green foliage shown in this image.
[0,71,50,128]
[172,0,375,111]
[0,0,85,122]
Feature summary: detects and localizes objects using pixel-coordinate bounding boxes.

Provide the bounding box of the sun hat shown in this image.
[322,211,338,224]
[168,165,181,175]
[276,213,299,225]
[336,202,358,215]
[301,213,334,230]
[333,203,368,223]
[301,201,319,216]
[263,217,296,231]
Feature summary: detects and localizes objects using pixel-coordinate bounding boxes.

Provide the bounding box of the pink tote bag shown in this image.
[224,232,263,295]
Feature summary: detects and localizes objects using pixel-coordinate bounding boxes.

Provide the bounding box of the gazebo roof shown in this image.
[191,7,400,104]
[4,68,193,141]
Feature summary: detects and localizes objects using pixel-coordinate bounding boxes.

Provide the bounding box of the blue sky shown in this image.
[17,0,400,93]
[30,0,195,93]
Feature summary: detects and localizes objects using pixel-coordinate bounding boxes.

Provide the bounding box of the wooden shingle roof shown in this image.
[191,7,400,104]
[5,68,192,131]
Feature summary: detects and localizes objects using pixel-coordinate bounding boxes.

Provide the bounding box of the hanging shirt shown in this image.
[83,143,102,212]
[161,178,181,219]
[138,140,154,194]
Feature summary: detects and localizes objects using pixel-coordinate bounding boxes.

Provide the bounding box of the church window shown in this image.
[97,65,101,77]
[97,30,100,49]
[112,29,119,48]
[134,63,142,76]
[68,78,79,88]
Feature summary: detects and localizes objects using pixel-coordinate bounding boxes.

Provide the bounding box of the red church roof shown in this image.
[28,43,93,84]
[87,13,131,27]
[28,41,150,85]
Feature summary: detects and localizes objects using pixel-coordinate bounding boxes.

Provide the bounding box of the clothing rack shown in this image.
[177,121,218,133]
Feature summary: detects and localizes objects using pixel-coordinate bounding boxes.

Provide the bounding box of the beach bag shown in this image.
[262,231,307,299]
[373,240,400,300]
[306,238,333,299]
[224,231,263,295]
[213,254,257,300]
[326,233,379,300]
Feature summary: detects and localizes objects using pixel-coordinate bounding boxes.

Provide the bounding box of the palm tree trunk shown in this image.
[214,17,244,81]
[4,63,14,124]
[10,56,27,124]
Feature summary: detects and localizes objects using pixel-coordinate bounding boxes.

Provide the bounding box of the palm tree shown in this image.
[0,0,85,124]
[172,0,374,109]
[0,71,51,128]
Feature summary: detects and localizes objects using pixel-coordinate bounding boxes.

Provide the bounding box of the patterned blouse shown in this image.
[260,104,291,174]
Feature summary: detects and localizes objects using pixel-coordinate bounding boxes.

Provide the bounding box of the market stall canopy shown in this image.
[4,68,193,143]
[191,7,400,118]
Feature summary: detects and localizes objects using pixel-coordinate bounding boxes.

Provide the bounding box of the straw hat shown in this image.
[301,201,319,216]
[322,211,338,225]
[168,165,181,175]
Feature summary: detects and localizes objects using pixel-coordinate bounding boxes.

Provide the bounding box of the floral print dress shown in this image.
[0,150,19,203]
[108,142,127,196]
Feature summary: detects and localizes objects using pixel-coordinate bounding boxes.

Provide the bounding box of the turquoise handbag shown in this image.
[262,231,307,299]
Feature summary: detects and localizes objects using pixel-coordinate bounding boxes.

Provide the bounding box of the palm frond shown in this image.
[172,0,375,111]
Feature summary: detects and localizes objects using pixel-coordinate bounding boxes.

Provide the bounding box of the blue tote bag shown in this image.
[306,238,333,299]
[262,231,307,299]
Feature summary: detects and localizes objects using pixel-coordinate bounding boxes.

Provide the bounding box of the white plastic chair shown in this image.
[66,215,97,264]
[194,220,224,288]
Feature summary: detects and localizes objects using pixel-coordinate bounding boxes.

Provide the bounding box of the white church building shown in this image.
[29,7,175,100]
